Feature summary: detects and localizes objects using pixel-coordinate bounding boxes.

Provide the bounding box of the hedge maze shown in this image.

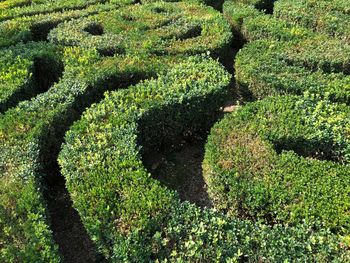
[1,0,350,262]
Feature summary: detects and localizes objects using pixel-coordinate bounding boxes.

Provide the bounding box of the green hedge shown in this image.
[0,45,187,261]
[58,57,350,261]
[48,1,232,57]
[223,0,276,35]
[235,38,350,101]
[274,0,350,41]
[0,0,32,11]
[0,2,231,259]
[203,94,350,233]
[0,0,132,21]
[0,42,63,113]
[0,1,132,48]
[58,56,231,260]
[240,14,314,42]
[156,202,348,262]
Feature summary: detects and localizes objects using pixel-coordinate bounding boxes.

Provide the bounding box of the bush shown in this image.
[48,1,232,57]
[59,56,349,261]
[155,201,348,262]
[235,39,350,101]
[0,0,133,21]
[203,94,350,233]
[58,56,231,259]
[0,42,63,113]
[0,1,132,48]
[0,45,188,261]
[274,0,350,41]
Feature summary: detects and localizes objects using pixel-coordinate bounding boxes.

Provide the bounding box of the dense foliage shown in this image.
[1,0,350,261]
[204,94,350,231]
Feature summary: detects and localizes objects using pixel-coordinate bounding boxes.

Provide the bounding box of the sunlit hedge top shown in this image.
[0,0,132,48]
[48,1,232,57]
[274,0,350,42]
[0,42,63,113]
[235,38,350,101]
[204,94,350,234]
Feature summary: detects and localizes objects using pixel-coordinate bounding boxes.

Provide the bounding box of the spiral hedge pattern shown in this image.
[1,0,350,262]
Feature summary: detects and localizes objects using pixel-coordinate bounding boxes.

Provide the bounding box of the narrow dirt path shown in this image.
[43,164,104,263]
[144,138,212,208]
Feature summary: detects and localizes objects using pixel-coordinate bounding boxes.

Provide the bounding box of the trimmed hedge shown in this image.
[0,0,130,21]
[156,202,349,262]
[58,57,349,261]
[203,94,350,233]
[235,38,350,101]
[223,0,276,34]
[0,1,132,48]
[0,42,63,113]
[0,45,188,261]
[48,1,232,57]
[274,0,350,41]
[58,56,231,260]
[0,2,231,259]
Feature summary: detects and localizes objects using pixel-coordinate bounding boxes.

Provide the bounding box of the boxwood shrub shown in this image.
[0,1,132,48]
[274,0,350,41]
[223,0,276,35]
[0,45,189,261]
[59,57,350,261]
[0,0,132,21]
[48,1,232,57]
[203,94,350,233]
[0,42,63,113]
[58,56,231,259]
[235,38,350,101]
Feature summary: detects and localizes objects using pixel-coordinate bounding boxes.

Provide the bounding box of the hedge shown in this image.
[235,38,350,101]
[203,94,350,233]
[222,0,276,35]
[48,1,232,57]
[0,1,132,48]
[156,202,349,262]
[0,44,189,261]
[0,1,231,258]
[58,56,350,261]
[58,56,230,260]
[274,0,350,42]
[0,42,63,113]
[0,0,131,21]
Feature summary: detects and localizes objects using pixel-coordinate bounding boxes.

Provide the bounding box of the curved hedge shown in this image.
[58,56,231,260]
[203,94,350,232]
[0,42,63,113]
[274,0,350,41]
[0,46,190,261]
[48,1,232,57]
[0,0,130,21]
[0,1,132,48]
[58,57,350,261]
[235,38,350,101]
[0,1,233,260]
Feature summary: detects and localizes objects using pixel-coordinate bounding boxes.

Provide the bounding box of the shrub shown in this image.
[0,42,63,113]
[59,57,350,261]
[203,94,350,233]
[235,39,350,101]
[58,56,231,259]
[274,0,350,41]
[0,46,188,261]
[48,1,232,57]
[0,1,132,48]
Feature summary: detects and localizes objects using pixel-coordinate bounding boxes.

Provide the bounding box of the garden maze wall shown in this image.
[0,0,350,262]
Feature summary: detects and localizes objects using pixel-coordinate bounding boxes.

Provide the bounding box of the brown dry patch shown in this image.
[218,129,275,176]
